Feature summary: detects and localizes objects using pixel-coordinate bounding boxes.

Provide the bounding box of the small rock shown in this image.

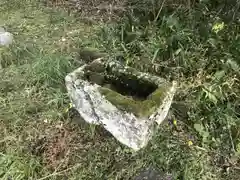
[0,27,13,47]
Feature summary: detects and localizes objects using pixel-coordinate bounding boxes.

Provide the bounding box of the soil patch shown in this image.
[46,0,126,22]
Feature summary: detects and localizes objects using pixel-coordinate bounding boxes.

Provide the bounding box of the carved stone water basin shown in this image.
[65,57,176,150]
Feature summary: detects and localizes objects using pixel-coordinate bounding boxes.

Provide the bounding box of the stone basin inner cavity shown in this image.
[84,60,158,100]
[81,58,169,118]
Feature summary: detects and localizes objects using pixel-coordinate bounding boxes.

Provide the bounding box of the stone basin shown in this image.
[65,58,176,150]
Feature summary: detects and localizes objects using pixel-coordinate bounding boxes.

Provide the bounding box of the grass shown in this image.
[0,0,240,179]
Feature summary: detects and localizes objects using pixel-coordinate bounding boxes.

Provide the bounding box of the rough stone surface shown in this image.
[65,58,176,150]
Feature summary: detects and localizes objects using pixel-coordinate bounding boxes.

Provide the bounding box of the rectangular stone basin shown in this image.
[65,58,176,150]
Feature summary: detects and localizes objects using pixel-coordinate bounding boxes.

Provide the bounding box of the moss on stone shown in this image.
[85,71,105,85]
[99,87,141,115]
[84,60,106,73]
[98,83,170,118]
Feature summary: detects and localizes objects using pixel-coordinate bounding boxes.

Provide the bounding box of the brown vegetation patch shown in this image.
[45,0,126,22]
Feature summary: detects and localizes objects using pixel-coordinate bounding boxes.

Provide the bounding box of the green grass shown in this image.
[0,0,240,179]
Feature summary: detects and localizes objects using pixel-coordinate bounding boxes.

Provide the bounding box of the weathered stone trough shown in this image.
[65,57,176,150]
